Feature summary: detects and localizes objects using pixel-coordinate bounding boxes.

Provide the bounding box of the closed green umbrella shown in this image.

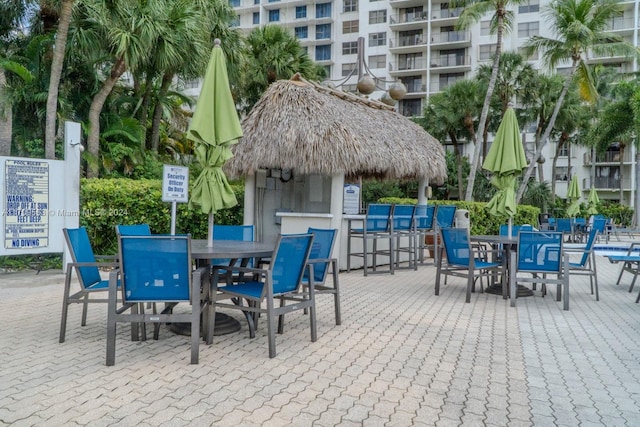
[587,187,599,215]
[188,39,243,246]
[566,174,581,217]
[482,107,528,236]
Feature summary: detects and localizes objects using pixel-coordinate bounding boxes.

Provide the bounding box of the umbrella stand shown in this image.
[208,213,214,247]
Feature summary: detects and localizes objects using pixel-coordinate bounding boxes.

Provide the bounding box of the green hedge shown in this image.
[378,197,540,235]
[80,178,244,254]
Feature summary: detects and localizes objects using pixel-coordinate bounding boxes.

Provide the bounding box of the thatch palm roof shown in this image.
[225,75,447,183]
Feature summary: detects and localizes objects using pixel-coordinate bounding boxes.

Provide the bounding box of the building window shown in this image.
[342,41,358,55]
[518,21,539,38]
[555,166,569,182]
[316,3,331,19]
[400,99,422,117]
[296,5,307,19]
[182,78,200,89]
[369,32,387,47]
[229,0,240,7]
[344,0,358,13]
[343,20,359,34]
[342,63,356,76]
[252,12,259,25]
[559,144,570,157]
[315,45,331,61]
[439,72,465,90]
[368,54,386,69]
[316,23,331,39]
[400,76,422,93]
[295,26,308,39]
[268,9,280,22]
[230,16,240,27]
[518,47,538,61]
[480,20,491,36]
[399,53,423,70]
[369,10,387,24]
[519,0,540,13]
[479,44,497,61]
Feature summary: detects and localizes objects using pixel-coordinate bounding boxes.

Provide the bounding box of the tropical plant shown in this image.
[241,25,326,113]
[454,0,529,201]
[517,0,638,202]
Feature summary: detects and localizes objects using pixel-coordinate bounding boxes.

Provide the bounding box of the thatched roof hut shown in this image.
[225,75,447,184]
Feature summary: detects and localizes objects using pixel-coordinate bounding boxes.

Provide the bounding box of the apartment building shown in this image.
[222,0,638,206]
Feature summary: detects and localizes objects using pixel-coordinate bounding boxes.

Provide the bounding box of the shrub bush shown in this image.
[80,178,244,254]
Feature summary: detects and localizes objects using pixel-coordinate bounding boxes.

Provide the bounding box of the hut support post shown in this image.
[330,173,345,263]
[418,178,429,205]
[244,175,256,227]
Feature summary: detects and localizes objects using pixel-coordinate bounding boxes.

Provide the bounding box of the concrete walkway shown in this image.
[1,256,639,426]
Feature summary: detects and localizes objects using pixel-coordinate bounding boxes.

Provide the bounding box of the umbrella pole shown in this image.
[208,213,214,247]
[508,217,513,238]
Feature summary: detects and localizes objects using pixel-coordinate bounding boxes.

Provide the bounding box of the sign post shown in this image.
[162,165,189,235]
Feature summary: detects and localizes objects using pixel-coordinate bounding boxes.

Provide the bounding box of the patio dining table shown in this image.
[470,234,533,307]
[170,239,275,339]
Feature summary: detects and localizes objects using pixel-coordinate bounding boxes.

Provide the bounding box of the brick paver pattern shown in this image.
[1,255,639,426]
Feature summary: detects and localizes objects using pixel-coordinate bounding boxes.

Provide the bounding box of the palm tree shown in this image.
[44,0,73,159]
[455,0,529,201]
[420,79,483,200]
[516,0,637,202]
[241,25,325,112]
[589,80,640,224]
[71,0,164,176]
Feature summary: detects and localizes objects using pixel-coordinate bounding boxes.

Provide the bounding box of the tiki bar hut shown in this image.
[225,74,447,269]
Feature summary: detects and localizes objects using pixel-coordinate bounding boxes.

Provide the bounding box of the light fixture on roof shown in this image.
[323,37,406,107]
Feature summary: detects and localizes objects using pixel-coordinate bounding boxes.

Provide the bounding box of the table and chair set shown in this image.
[60,224,341,365]
[435,223,602,311]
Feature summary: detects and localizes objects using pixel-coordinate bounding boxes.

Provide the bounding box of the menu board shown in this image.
[4,160,49,249]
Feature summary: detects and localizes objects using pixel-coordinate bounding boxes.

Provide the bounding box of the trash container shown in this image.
[455,209,470,229]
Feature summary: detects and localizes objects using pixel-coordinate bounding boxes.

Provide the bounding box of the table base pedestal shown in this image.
[485,284,534,297]
[169,313,241,336]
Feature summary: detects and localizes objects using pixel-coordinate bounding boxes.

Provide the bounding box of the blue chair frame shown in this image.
[347,203,395,275]
[60,227,119,343]
[415,204,436,264]
[392,204,418,270]
[303,228,340,326]
[208,233,316,358]
[115,224,151,236]
[512,231,569,310]
[435,228,502,303]
[605,242,640,300]
[212,224,255,269]
[565,228,599,301]
[106,234,206,365]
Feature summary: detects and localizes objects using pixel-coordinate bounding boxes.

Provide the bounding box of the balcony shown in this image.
[389,34,426,49]
[429,54,471,72]
[431,31,470,48]
[608,16,636,32]
[430,7,463,24]
[388,57,428,76]
[401,80,426,94]
[584,177,633,191]
[583,151,632,164]
[389,12,427,30]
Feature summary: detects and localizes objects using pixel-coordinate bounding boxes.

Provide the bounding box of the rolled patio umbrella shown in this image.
[482,106,528,237]
[566,174,581,217]
[188,39,243,246]
[587,187,600,215]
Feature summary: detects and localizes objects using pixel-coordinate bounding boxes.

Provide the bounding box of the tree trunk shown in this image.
[516,59,577,203]
[619,143,625,204]
[449,132,464,200]
[45,0,74,160]
[590,146,596,193]
[551,139,563,204]
[0,69,12,156]
[86,58,126,178]
[465,13,504,201]
[150,72,173,153]
[138,78,154,149]
[634,150,640,226]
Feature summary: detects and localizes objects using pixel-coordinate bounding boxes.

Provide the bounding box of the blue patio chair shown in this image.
[281,228,340,331]
[115,224,151,236]
[106,234,206,366]
[605,242,640,300]
[211,224,255,268]
[208,233,316,358]
[565,228,599,301]
[415,204,436,264]
[392,204,418,270]
[347,203,394,275]
[435,228,502,303]
[60,227,119,343]
[513,231,569,310]
[433,205,457,265]
[499,224,534,237]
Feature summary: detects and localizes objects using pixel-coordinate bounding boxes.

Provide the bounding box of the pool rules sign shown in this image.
[4,159,49,249]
